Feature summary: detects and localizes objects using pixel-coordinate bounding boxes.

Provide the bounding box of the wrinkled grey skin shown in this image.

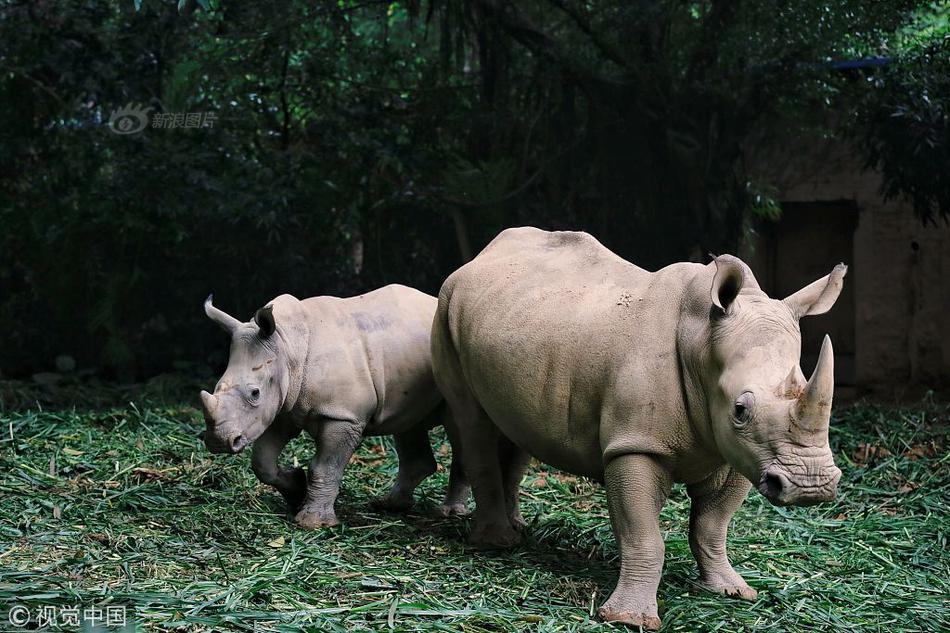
[200,285,469,529]
[431,227,846,629]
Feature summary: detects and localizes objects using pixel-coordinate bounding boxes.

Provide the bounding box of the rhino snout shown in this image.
[203,423,249,454]
[759,465,841,506]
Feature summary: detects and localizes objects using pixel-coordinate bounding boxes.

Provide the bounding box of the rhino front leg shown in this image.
[372,426,437,512]
[598,453,671,631]
[251,422,307,510]
[686,466,757,601]
[294,419,363,530]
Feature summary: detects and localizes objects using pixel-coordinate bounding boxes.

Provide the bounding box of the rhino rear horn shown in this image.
[255,304,276,338]
[796,335,835,427]
[204,294,241,335]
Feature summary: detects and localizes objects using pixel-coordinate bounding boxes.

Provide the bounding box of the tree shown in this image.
[0,0,946,378]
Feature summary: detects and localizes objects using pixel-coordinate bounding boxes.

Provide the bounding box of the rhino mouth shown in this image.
[758,466,841,506]
[202,418,257,454]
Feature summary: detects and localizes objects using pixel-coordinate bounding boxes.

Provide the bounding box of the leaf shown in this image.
[851,442,891,465]
[267,536,285,548]
[134,0,142,10]
[63,447,84,457]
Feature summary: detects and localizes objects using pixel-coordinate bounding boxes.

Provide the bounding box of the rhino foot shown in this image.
[509,511,527,529]
[597,607,661,630]
[697,579,758,601]
[470,521,522,548]
[371,493,414,513]
[434,502,470,517]
[694,569,758,601]
[294,507,339,530]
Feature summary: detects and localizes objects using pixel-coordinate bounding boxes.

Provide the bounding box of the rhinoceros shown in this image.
[431,227,846,629]
[200,285,469,529]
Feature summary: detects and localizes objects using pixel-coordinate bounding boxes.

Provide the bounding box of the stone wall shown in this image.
[750,140,950,394]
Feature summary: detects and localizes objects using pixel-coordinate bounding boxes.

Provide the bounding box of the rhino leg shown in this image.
[598,453,671,631]
[294,419,363,530]
[686,466,757,601]
[436,413,470,517]
[431,314,518,546]
[251,422,307,510]
[442,398,519,546]
[372,426,438,512]
[499,436,529,528]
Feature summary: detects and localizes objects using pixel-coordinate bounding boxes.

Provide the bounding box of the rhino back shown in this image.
[443,227,703,478]
[294,285,440,433]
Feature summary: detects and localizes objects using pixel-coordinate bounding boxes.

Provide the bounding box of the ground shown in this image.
[0,382,947,632]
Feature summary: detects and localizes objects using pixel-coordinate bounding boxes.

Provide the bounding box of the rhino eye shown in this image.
[733,392,755,426]
[249,388,261,401]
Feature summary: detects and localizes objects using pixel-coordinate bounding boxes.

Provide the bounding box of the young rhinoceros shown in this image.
[432,227,846,629]
[200,285,469,529]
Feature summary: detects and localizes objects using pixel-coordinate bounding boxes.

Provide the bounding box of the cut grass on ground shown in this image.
[1,392,948,631]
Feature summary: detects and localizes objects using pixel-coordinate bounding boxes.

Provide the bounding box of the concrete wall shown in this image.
[751,141,950,394]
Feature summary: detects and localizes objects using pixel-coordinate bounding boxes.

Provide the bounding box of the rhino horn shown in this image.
[200,389,219,416]
[204,294,241,335]
[779,364,804,398]
[796,335,835,428]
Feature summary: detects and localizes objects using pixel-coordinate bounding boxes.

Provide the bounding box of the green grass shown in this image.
[0,387,948,632]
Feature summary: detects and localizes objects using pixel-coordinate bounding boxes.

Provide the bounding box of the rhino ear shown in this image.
[255,305,276,338]
[710,256,745,314]
[783,264,848,318]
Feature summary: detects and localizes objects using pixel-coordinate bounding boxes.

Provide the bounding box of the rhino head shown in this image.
[199,296,290,454]
[703,256,847,506]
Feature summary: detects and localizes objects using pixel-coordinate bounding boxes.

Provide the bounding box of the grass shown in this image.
[0,385,948,632]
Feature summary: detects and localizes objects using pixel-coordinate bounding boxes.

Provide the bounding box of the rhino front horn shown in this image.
[797,335,834,425]
[200,390,219,415]
[204,294,241,335]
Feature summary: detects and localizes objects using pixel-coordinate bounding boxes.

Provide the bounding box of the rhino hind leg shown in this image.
[436,407,470,517]
[460,410,522,548]
[372,426,438,512]
[498,435,529,528]
[431,307,519,548]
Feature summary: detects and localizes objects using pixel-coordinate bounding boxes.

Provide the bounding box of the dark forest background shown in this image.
[0,0,948,381]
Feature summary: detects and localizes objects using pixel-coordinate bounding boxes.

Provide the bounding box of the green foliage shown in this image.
[1,1,948,378]
[1,395,947,630]
[856,37,950,224]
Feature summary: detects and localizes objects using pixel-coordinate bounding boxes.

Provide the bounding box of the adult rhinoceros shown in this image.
[431,227,846,629]
[200,285,469,529]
